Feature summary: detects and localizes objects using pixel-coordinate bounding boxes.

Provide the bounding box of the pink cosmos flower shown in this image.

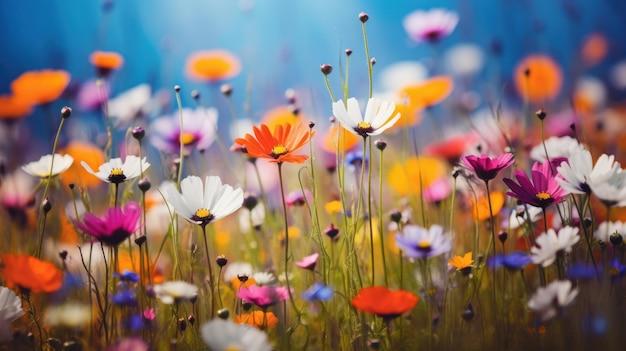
[150,107,218,155]
[503,161,567,209]
[403,8,459,43]
[461,153,515,182]
[423,178,452,203]
[295,253,319,271]
[236,285,290,309]
[285,189,312,207]
[74,202,141,246]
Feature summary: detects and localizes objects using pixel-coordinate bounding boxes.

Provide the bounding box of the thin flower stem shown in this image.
[571,193,600,278]
[201,225,216,318]
[361,21,373,99]
[377,144,389,287]
[322,74,336,103]
[367,138,375,285]
[484,181,498,306]
[539,209,549,286]
[175,88,185,189]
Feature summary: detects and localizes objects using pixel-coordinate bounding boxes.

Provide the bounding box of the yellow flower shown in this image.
[448,252,474,274]
[324,200,343,215]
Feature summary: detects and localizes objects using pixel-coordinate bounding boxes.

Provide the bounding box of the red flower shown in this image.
[234,123,315,164]
[351,286,418,320]
[2,254,63,293]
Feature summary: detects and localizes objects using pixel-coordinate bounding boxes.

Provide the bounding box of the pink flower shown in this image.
[143,308,155,321]
[74,202,141,246]
[423,178,451,203]
[461,153,515,182]
[403,8,459,43]
[503,161,567,209]
[295,253,320,271]
[285,189,312,207]
[236,285,290,309]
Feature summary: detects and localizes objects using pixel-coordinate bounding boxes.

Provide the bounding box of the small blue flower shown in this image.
[345,151,368,170]
[610,259,626,282]
[488,252,532,270]
[302,282,334,302]
[112,289,138,307]
[115,270,139,283]
[567,262,600,280]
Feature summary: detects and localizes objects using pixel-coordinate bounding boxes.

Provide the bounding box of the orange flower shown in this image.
[234,123,315,164]
[580,33,608,67]
[11,69,71,105]
[514,54,562,104]
[321,124,360,153]
[261,105,301,130]
[0,95,32,120]
[2,254,63,293]
[472,191,505,221]
[448,252,474,272]
[351,286,418,320]
[59,141,106,189]
[185,50,242,82]
[230,276,257,290]
[387,156,447,196]
[89,51,124,76]
[390,102,422,129]
[399,76,453,108]
[235,311,279,329]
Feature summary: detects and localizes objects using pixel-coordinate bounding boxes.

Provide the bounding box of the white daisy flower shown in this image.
[223,262,253,283]
[252,271,277,286]
[81,155,150,184]
[107,84,152,126]
[507,205,542,230]
[594,221,626,243]
[0,286,24,342]
[527,280,578,321]
[21,153,74,178]
[200,319,272,351]
[164,175,243,227]
[238,202,266,232]
[45,303,91,328]
[558,150,622,195]
[589,168,626,208]
[153,281,198,304]
[531,227,580,267]
[332,98,400,137]
[530,136,586,162]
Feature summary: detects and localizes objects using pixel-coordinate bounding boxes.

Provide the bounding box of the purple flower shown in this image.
[503,161,567,209]
[302,282,334,302]
[75,202,141,247]
[488,252,532,270]
[150,107,217,155]
[295,253,319,271]
[395,224,451,259]
[403,8,459,43]
[461,153,514,182]
[236,285,290,309]
[285,189,312,207]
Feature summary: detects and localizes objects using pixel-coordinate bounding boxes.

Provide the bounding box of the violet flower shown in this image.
[461,153,514,182]
[75,202,141,247]
[503,161,567,209]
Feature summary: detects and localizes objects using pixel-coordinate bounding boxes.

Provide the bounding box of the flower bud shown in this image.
[320,64,333,75]
[132,126,145,141]
[374,139,387,151]
[358,12,369,23]
[138,178,151,192]
[220,84,233,96]
[216,255,228,268]
[61,106,72,119]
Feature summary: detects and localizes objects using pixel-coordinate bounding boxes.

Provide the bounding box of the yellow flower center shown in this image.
[417,240,431,252]
[271,145,288,158]
[180,132,196,146]
[357,121,372,129]
[110,168,124,176]
[195,208,211,219]
[535,191,551,201]
[107,168,127,183]
[225,346,241,351]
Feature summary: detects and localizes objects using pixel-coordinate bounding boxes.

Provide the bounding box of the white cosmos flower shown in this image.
[21,153,74,178]
[201,319,272,351]
[445,43,484,76]
[252,272,277,286]
[108,84,152,126]
[594,221,626,243]
[589,167,626,207]
[223,262,253,283]
[153,281,198,304]
[557,151,621,195]
[527,280,578,321]
[531,227,580,267]
[530,136,586,162]
[164,175,243,227]
[332,98,400,137]
[0,286,24,342]
[45,303,91,328]
[81,155,150,184]
[507,205,542,230]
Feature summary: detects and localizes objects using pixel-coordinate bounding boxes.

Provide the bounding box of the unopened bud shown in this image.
[216,255,228,268]
[42,198,52,213]
[220,84,233,97]
[320,64,333,75]
[375,139,387,151]
[358,12,369,23]
[132,126,145,141]
[535,109,547,120]
[138,178,151,192]
[191,90,200,101]
[61,106,72,119]
[174,85,181,93]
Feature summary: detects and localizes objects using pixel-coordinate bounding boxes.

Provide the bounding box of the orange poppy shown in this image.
[185,50,242,82]
[2,254,63,293]
[261,105,302,130]
[387,156,448,196]
[11,69,71,106]
[514,54,562,104]
[0,95,32,119]
[472,191,505,221]
[234,311,279,329]
[580,33,608,67]
[234,123,315,164]
[89,51,124,77]
[59,141,106,189]
[399,76,453,108]
[351,286,418,320]
[425,133,478,163]
[321,124,360,153]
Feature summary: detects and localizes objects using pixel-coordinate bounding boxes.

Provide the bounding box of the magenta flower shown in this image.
[236,285,290,309]
[503,161,567,209]
[461,153,514,182]
[403,8,459,43]
[295,253,319,271]
[75,202,141,247]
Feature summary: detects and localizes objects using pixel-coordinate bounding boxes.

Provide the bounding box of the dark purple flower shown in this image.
[75,202,141,247]
[503,161,567,209]
[236,285,290,309]
[461,153,514,182]
[488,252,532,270]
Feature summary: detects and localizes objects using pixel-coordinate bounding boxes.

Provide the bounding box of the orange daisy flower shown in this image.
[448,252,474,274]
[514,54,563,104]
[234,123,315,164]
[472,191,505,221]
[185,50,242,82]
[351,286,418,320]
[234,311,279,329]
[0,95,32,120]
[261,105,303,130]
[89,50,124,77]
[399,76,454,108]
[11,69,71,106]
[2,254,63,293]
[387,156,448,196]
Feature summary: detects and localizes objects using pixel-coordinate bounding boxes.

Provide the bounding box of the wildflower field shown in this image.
[1,1,626,350]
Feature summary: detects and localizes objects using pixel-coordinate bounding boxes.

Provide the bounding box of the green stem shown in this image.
[377,144,389,287]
